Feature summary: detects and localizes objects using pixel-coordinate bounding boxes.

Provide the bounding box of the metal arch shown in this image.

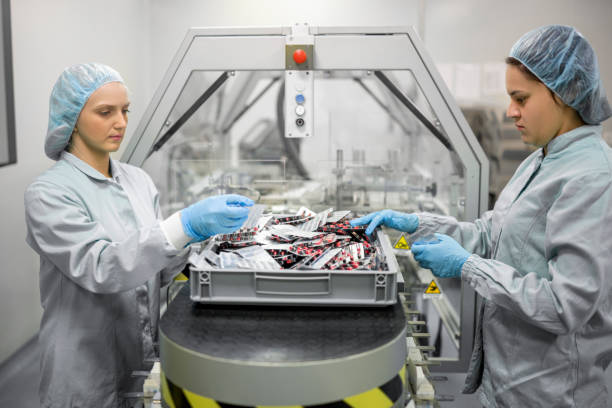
[122,25,489,372]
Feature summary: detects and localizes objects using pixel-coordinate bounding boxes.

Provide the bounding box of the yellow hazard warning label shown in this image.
[174,272,189,282]
[394,235,410,250]
[424,280,441,294]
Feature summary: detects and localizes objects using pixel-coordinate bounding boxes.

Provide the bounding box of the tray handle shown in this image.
[254,273,331,296]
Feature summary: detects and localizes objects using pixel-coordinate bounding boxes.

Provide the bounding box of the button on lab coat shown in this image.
[24,152,190,408]
[415,125,612,407]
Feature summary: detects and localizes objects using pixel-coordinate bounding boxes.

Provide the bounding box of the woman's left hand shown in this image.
[411,233,470,278]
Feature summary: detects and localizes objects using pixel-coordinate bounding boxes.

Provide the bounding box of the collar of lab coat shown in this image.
[545,125,603,157]
[61,151,123,182]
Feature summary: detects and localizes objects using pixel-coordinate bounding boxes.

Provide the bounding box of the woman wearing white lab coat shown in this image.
[25,63,253,408]
[353,25,612,407]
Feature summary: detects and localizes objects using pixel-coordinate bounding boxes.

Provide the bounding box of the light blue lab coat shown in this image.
[415,125,612,407]
[24,152,190,408]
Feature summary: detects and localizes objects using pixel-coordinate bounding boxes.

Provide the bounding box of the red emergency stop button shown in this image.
[293,49,307,64]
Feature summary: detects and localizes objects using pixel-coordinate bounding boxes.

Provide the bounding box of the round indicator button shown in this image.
[293,49,307,64]
[295,105,305,116]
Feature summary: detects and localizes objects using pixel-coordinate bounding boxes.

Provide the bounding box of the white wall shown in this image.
[0,0,150,362]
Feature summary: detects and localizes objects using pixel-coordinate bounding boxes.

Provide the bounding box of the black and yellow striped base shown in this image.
[162,366,405,408]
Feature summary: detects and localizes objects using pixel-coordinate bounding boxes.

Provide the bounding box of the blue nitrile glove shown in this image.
[350,209,419,236]
[411,233,470,278]
[180,194,254,242]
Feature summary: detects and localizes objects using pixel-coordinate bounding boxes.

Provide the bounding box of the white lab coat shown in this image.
[415,125,612,407]
[24,152,190,408]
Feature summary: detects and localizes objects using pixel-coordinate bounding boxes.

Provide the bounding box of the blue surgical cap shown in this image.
[45,63,124,160]
[509,25,611,125]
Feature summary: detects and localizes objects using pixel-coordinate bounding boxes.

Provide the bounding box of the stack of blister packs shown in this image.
[189,206,388,272]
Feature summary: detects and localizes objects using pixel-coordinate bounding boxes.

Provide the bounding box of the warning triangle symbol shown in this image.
[394,235,410,250]
[425,280,441,294]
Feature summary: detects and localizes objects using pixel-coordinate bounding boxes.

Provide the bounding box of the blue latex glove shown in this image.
[180,194,254,242]
[350,209,419,236]
[411,233,470,278]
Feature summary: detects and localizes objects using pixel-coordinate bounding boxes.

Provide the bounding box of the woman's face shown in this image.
[73,82,130,157]
[505,64,566,148]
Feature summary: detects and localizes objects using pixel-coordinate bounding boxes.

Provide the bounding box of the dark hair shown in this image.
[505,57,541,82]
[506,56,559,102]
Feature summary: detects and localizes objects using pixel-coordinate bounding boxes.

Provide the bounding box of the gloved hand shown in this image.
[411,233,470,278]
[350,209,419,236]
[180,194,254,242]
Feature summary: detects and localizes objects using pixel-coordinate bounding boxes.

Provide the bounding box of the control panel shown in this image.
[285,23,314,138]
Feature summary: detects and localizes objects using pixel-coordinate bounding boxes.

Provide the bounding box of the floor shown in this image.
[430,372,481,407]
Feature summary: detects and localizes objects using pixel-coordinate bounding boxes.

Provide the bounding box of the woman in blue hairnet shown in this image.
[24,63,253,408]
[353,25,612,407]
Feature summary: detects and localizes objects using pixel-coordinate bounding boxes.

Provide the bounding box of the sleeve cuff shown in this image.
[461,255,478,280]
[411,212,443,240]
[160,211,191,250]
[461,255,490,299]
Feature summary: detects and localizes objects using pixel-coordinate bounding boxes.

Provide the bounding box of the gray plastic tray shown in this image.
[189,230,400,306]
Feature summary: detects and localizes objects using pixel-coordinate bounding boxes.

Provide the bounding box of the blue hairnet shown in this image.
[509,25,611,125]
[45,63,124,160]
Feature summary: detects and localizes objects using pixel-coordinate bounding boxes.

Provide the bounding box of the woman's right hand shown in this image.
[350,209,419,236]
[180,194,254,241]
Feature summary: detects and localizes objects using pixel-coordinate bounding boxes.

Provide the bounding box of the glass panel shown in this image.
[142,69,469,361]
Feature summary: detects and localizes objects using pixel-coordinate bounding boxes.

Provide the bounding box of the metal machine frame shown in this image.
[122,25,489,372]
